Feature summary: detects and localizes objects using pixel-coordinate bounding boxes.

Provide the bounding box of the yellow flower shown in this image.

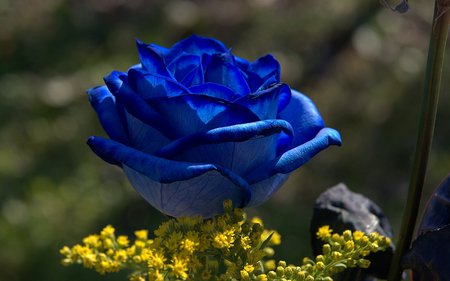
[83,235,101,248]
[101,225,115,237]
[240,236,252,250]
[353,230,364,241]
[135,230,149,241]
[148,251,166,269]
[243,263,255,273]
[212,229,235,249]
[317,225,332,239]
[117,235,130,247]
[170,256,189,280]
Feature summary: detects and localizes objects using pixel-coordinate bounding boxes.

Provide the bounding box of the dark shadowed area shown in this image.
[0,0,449,280]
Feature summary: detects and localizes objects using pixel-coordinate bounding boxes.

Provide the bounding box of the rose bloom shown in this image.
[87,35,341,218]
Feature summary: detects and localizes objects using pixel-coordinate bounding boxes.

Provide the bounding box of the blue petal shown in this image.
[127,68,190,99]
[154,120,293,176]
[148,43,170,57]
[234,55,250,71]
[87,85,129,145]
[165,35,228,64]
[136,39,172,77]
[235,83,291,120]
[204,54,251,96]
[248,54,281,82]
[104,72,177,139]
[245,128,342,183]
[123,166,248,218]
[104,70,126,94]
[87,136,251,217]
[278,89,325,148]
[148,95,259,136]
[189,83,237,101]
[124,113,171,154]
[167,54,201,82]
[180,64,204,87]
[247,174,290,207]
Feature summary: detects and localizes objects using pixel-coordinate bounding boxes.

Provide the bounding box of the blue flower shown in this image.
[87,35,341,218]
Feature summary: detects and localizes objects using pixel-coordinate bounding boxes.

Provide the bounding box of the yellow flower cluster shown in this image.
[263,226,391,281]
[60,200,280,281]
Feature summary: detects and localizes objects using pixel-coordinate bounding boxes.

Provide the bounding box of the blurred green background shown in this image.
[0,0,449,280]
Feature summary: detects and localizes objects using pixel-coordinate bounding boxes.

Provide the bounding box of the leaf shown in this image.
[259,232,274,250]
[310,183,394,280]
[402,174,450,281]
[417,174,450,235]
[402,225,450,281]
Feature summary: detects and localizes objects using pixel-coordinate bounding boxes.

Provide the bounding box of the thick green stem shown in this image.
[387,2,449,281]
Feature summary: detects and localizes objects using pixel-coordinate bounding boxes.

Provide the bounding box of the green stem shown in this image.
[387,2,450,281]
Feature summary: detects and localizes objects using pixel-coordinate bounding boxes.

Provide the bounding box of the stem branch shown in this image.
[387,2,450,281]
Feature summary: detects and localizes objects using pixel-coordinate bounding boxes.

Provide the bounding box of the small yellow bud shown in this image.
[240,270,250,281]
[276,266,285,276]
[60,246,71,256]
[315,261,325,270]
[331,251,343,260]
[278,260,287,267]
[257,274,268,281]
[322,243,331,255]
[267,271,277,278]
[369,232,380,241]
[306,275,315,281]
[357,258,371,268]
[345,240,355,251]
[316,255,325,262]
[343,230,352,241]
[284,266,293,277]
[264,247,275,257]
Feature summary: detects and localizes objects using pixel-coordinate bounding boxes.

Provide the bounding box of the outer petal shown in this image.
[204,54,251,96]
[278,89,326,148]
[148,95,259,136]
[154,120,293,175]
[245,128,342,183]
[136,39,172,77]
[87,85,129,145]
[235,83,291,120]
[127,68,190,99]
[124,113,171,154]
[104,71,177,139]
[165,35,228,64]
[247,174,290,207]
[87,136,251,217]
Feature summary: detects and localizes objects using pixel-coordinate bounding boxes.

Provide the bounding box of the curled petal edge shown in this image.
[154,119,294,159]
[86,85,129,145]
[245,128,342,183]
[87,136,252,206]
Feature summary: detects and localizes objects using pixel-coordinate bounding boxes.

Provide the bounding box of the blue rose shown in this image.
[87,35,341,218]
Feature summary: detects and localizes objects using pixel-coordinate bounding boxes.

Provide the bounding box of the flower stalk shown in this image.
[387,1,450,281]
